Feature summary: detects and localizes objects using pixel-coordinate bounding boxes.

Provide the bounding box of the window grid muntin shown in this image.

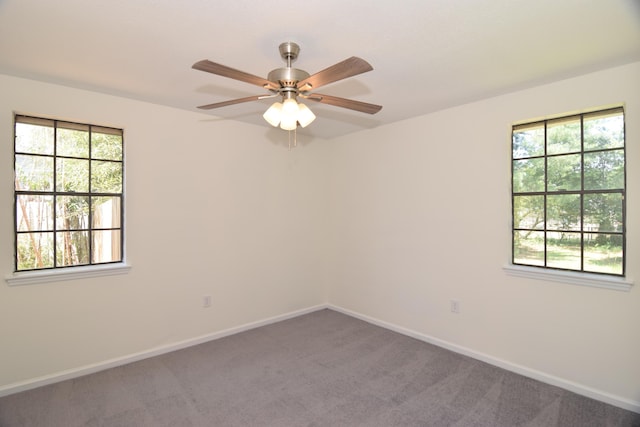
[14,115,124,272]
[511,107,625,277]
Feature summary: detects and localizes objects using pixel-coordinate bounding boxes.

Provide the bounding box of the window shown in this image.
[14,115,123,272]
[511,107,625,276]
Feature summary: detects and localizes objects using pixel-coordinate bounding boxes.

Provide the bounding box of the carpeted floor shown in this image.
[1,309,638,426]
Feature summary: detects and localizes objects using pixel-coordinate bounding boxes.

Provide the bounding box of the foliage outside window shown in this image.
[14,115,123,272]
[512,107,625,276]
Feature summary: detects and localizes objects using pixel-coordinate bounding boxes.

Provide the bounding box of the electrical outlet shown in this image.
[450,299,460,314]
[203,295,212,308]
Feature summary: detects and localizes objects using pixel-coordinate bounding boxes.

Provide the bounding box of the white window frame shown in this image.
[7,114,129,286]
[507,106,632,291]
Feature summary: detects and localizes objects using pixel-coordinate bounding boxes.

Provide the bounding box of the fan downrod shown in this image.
[267,42,310,89]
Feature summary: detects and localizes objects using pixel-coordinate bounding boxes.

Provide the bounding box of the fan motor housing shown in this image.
[267,67,310,88]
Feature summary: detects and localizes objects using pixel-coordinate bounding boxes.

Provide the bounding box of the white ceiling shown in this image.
[1,0,639,139]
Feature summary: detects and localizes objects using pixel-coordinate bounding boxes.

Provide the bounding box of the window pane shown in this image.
[91,161,122,193]
[56,158,89,192]
[57,122,89,158]
[547,116,581,155]
[513,158,544,192]
[56,196,89,230]
[15,154,54,191]
[14,116,124,272]
[92,230,122,263]
[547,194,580,231]
[514,195,544,230]
[584,110,624,151]
[56,231,90,266]
[547,154,581,191]
[16,195,54,232]
[92,130,123,161]
[513,124,544,159]
[584,233,623,275]
[546,231,581,270]
[514,230,544,266]
[92,196,121,228]
[15,119,54,155]
[584,193,623,233]
[17,232,54,270]
[584,150,624,190]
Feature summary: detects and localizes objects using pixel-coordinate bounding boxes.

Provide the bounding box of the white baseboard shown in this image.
[327,304,640,414]
[0,304,329,398]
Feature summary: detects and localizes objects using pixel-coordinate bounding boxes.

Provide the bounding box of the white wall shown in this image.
[0,75,328,388]
[1,62,639,411]
[325,62,640,408]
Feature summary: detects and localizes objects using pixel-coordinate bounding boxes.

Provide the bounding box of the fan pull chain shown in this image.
[287,127,298,151]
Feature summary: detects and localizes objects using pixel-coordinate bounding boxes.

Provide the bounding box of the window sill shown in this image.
[503,265,633,292]
[5,263,131,286]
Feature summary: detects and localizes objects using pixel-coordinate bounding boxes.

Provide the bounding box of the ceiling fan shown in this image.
[192,42,382,131]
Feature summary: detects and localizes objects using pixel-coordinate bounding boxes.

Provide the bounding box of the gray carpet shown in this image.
[1,309,638,426]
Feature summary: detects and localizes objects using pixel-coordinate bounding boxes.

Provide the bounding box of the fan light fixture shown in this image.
[263,98,316,130]
[192,40,381,148]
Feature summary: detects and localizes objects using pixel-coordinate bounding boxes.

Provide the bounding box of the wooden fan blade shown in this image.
[297,57,373,91]
[308,93,382,114]
[197,95,265,110]
[193,60,279,90]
